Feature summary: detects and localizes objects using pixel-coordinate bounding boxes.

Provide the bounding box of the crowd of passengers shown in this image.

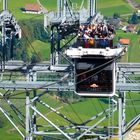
[77,22,115,48]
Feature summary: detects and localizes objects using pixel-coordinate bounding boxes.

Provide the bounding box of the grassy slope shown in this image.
[39,0,56,11]
[100,5,132,16]
[7,0,43,21]
[98,0,133,16]
[37,98,109,128]
[0,97,25,140]
[116,30,140,62]
[1,0,135,62]
[0,0,2,9]
[0,123,21,140]
[135,0,140,5]
[0,0,140,139]
[0,93,63,140]
[0,88,140,139]
[39,0,133,16]
[37,93,140,129]
[39,0,83,10]
[28,40,50,61]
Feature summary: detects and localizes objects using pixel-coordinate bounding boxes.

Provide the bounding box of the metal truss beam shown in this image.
[0,62,140,140]
[116,83,140,92]
[0,62,140,92]
[0,81,140,92]
[0,106,25,138]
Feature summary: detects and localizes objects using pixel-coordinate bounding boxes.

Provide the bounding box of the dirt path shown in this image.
[37,105,64,121]
[125,131,140,140]
[126,0,140,10]
[37,0,48,13]
[125,125,140,140]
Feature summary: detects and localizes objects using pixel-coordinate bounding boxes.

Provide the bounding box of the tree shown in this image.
[21,50,27,62]
[31,54,40,63]
[137,29,140,35]
[128,12,138,24]
[113,13,120,19]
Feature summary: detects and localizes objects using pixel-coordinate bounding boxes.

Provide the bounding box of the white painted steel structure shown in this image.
[0,1,140,140]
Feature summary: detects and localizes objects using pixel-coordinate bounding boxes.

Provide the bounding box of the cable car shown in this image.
[65,20,128,97]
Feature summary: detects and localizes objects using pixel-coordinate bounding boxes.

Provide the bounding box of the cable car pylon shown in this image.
[0,0,140,140]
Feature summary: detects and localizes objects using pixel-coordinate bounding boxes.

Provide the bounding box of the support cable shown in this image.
[90,99,99,114]
[59,51,74,65]
[76,46,127,78]
[98,99,108,126]
[63,99,84,124]
[0,106,25,138]
[2,84,53,98]
[0,101,25,128]
[1,92,25,118]
[61,34,77,51]
[30,105,72,139]
[79,105,117,126]
[0,93,25,127]
[66,0,77,20]
[122,74,138,115]
[2,91,75,129]
[21,28,41,61]
[37,99,78,125]
[7,73,70,98]
[7,105,25,128]
[9,91,83,131]
[128,92,138,116]
[60,103,76,125]
[76,106,117,139]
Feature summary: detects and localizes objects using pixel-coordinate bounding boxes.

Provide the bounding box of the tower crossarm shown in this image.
[0,62,139,93]
[0,10,21,38]
[0,81,139,93]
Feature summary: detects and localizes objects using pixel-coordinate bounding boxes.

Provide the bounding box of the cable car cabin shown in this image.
[74,58,115,97]
[65,23,128,97]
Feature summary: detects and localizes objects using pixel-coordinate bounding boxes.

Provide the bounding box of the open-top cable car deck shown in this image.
[65,21,128,59]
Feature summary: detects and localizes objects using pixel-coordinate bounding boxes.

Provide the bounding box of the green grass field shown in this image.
[2,0,133,20]
[39,0,56,11]
[0,0,135,62]
[28,40,50,61]
[0,123,21,140]
[116,30,140,62]
[39,0,133,16]
[0,0,140,139]
[1,0,43,20]
[100,5,133,16]
[0,93,64,140]
[135,0,140,5]
[0,91,140,140]
[98,0,133,16]
[34,93,140,132]
[0,0,134,20]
